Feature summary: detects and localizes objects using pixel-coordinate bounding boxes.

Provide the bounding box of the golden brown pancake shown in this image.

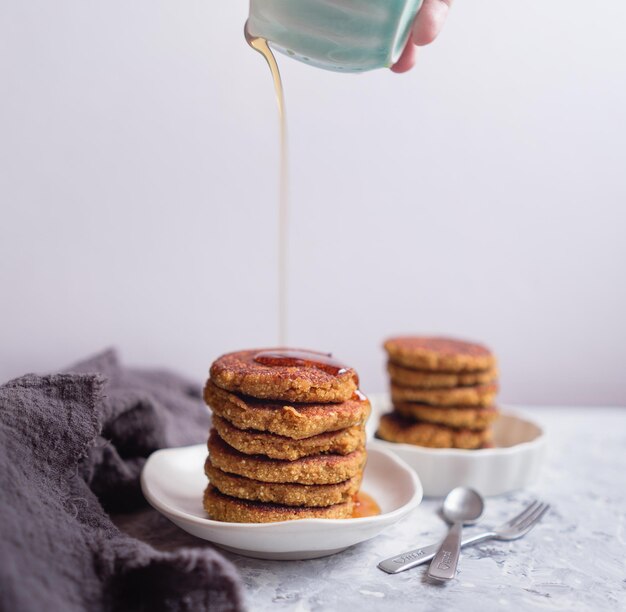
[208,430,366,485]
[384,336,495,372]
[212,415,365,461]
[390,382,498,407]
[393,402,500,430]
[387,362,498,389]
[209,349,358,403]
[205,458,361,507]
[204,380,370,439]
[376,412,491,449]
[203,485,354,523]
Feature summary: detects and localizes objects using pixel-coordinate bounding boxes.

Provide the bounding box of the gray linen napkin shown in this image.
[0,350,244,612]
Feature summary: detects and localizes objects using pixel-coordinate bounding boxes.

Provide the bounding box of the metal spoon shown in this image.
[426,487,485,582]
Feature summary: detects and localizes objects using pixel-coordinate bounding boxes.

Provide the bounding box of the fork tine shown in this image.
[514,503,550,534]
[502,500,541,529]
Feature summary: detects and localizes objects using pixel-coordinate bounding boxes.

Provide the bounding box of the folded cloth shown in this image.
[69,349,212,513]
[0,350,244,612]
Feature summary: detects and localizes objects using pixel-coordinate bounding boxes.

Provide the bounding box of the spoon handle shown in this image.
[427,521,463,581]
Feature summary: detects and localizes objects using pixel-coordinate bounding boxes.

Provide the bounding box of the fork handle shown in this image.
[378,531,496,574]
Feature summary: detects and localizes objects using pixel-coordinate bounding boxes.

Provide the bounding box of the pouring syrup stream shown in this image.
[245,26,289,346]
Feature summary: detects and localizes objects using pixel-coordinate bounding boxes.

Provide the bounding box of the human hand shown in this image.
[391,0,453,73]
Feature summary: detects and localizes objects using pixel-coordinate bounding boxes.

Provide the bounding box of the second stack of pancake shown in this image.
[377,337,500,449]
[203,349,370,522]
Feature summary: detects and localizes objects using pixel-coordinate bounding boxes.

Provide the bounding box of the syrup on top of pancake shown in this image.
[254,349,349,377]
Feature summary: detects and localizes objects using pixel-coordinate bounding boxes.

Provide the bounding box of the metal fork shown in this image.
[378,500,550,574]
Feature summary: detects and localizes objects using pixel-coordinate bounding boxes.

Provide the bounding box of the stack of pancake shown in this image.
[377,337,499,449]
[203,349,370,522]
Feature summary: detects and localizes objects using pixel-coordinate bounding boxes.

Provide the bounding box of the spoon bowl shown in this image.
[442,487,484,525]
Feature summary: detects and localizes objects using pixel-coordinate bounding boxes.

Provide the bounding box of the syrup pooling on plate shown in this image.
[254,349,349,376]
[352,492,381,518]
[245,26,289,346]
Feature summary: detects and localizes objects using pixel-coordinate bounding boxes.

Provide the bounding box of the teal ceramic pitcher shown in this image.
[246,0,424,73]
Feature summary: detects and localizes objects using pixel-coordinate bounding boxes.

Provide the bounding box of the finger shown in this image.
[390,40,417,73]
[412,0,453,46]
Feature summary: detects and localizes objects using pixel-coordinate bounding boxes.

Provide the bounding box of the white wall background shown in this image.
[1,1,625,405]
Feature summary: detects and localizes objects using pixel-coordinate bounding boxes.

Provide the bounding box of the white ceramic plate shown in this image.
[367,394,546,497]
[141,445,422,560]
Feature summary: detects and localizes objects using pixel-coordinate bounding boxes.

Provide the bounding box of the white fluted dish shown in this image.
[367,394,546,497]
[141,445,422,560]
